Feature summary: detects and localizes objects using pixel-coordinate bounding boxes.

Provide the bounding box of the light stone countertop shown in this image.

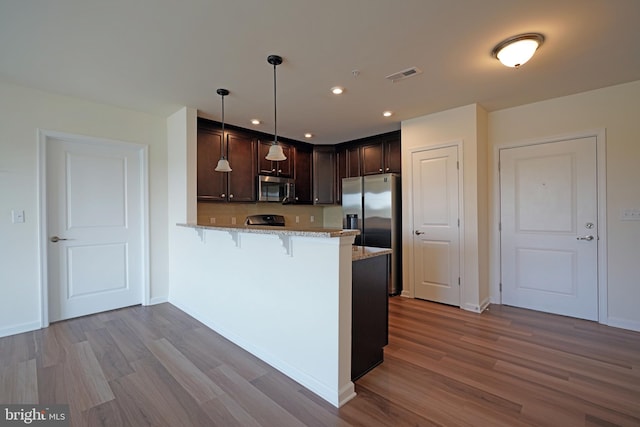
[178,223,360,238]
[351,245,392,261]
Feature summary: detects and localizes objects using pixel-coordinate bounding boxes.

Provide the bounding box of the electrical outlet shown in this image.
[310,215,315,223]
[231,217,236,225]
[209,217,216,224]
[621,208,640,221]
[295,216,300,223]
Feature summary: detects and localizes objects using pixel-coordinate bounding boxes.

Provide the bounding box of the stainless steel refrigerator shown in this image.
[342,174,402,295]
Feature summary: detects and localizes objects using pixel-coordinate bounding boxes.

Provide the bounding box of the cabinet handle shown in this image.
[315,198,319,202]
[229,194,234,199]
[272,168,276,172]
[379,168,383,172]
[295,197,299,201]
[278,169,282,173]
[221,193,226,198]
[385,167,390,171]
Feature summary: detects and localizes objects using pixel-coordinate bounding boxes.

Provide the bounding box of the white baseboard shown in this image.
[0,321,41,339]
[169,297,353,408]
[462,298,490,313]
[607,316,640,333]
[148,296,169,305]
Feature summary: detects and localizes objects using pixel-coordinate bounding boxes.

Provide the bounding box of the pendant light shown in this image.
[265,55,287,161]
[214,88,232,172]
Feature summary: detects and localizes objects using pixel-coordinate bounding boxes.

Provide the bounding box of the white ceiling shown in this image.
[1,0,639,144]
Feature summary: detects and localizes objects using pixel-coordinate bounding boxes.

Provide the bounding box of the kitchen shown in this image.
[175,96,403,406]
[2,1,640,424]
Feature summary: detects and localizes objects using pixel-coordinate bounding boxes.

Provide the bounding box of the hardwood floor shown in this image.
[1,298,639,426]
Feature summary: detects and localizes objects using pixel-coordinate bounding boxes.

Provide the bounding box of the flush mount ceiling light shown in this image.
[492,33,545,68]
[265,54,287,161]
[331,86,344,95]
[214,88,232,173]
[250,119,261,125]
[304,133,313,138]
[383,111,393,117]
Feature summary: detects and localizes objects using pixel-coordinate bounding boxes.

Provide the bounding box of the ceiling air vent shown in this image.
[385,67,423,83]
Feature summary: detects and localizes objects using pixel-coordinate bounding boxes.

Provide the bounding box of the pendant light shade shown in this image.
[266,55,287,161]
[214,88,232,172]
[492,33,544,68]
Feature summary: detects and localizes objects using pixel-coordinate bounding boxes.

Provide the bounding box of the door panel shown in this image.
[500,137,598,320]
[47,137,144,322]
[412,146,460,306]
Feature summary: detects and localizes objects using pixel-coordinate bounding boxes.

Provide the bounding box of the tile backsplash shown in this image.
[198,202,337,228]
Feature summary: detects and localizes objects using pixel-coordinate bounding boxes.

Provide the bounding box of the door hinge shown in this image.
[498,222,501,231]
[499,282,502,292]
[498,160,500,172]
[458,218,460,227]
[458,277,461,286]
[457,161,459,170]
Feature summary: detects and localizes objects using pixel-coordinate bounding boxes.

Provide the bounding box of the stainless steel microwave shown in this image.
[258,175,295,203]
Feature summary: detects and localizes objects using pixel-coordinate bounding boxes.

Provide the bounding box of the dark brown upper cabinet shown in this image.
[197,126,227,202]
[294,145,313,204]
[346,145,361,177]
[383,134,401,173]
[361,132,401,175]
[313,146,336,205]
[197,119,257,202]
[258,140,294,177]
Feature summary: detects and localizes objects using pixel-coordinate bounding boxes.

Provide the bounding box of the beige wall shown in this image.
[401,104,490,312]
[0,81,168,337]
[401,80,640,331]
[489,80,640,330]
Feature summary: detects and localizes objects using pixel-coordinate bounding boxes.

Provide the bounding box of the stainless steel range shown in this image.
[244,214,286,227]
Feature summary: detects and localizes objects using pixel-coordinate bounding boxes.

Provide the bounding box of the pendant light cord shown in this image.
[273,62,278,145]
[221,94,225,158]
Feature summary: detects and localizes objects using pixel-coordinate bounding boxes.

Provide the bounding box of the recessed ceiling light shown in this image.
[383,111,393,117]
[250,119,261,125]
[331,86,344,95]
[304,133,313,138]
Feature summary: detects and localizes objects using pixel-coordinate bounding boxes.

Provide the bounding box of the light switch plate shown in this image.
[11,209,25,223]
[621,208,640,221]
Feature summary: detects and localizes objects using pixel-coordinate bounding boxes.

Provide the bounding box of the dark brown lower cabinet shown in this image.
[351,254,389,381]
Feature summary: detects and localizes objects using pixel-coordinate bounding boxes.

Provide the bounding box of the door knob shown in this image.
[415,230,425,235]
[576,235,594,241]
[50,236,68,243]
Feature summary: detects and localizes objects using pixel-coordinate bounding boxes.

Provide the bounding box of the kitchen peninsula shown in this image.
[170,222,360,407]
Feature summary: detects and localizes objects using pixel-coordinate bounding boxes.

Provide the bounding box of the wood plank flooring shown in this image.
[1,298,639,426]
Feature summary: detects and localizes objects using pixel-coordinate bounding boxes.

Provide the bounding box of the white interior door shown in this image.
[500,137,598,320]
[46,136,145,322]
[411,146,460,306]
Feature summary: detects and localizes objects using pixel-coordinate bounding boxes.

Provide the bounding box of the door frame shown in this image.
[405,141,464,304]
[492,129,607,324]
[37,129,150,328]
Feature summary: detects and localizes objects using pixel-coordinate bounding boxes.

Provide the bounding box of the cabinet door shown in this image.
[361,142,384,175]
[294,146,313,204]
[384,137,401,173]
[313,147,336,205]
[336,147,347,204]
[258,140,293,177]
[346,146,361,177]
[227,132,257,202]
[197,127,227,201]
